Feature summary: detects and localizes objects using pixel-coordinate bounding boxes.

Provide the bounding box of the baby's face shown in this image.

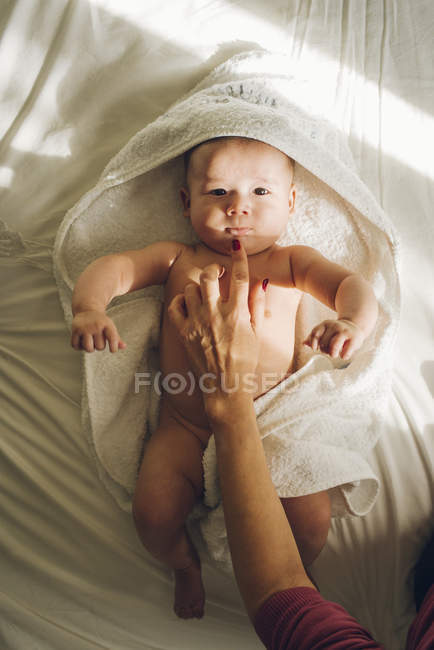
[181,138,296,256]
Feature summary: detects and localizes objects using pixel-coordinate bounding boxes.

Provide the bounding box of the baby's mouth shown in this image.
[225,227,252,236]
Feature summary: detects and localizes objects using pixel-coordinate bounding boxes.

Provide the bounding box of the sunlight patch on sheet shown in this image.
[380,90,434,180]
[9,65,72,157]
[11,118,73,158]
[0,167,14,188]
[333,64,434,180]
[37,129,73,158]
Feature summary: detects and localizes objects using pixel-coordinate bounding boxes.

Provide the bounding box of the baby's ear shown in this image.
[180,188,191,218]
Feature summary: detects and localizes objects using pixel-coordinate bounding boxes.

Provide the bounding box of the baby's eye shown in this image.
[254,187,269,195]
[210,188,226,196]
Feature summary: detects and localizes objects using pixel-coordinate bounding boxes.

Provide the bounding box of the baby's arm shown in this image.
[288,245,378,360]
[71,241,185,353]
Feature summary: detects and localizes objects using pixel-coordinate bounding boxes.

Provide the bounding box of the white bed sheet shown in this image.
[1,1,433,649]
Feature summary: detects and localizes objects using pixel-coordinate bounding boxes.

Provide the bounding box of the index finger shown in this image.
[229,240,249,307]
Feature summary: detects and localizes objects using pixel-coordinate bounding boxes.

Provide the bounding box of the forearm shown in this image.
[335,274,378,336]
[207,395,315,621]
[72,255,125,315]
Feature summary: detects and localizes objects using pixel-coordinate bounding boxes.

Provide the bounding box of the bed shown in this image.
[1,1,433,648]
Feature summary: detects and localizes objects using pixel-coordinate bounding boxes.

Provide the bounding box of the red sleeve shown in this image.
[406,584,434,650]
[253,586,385,650]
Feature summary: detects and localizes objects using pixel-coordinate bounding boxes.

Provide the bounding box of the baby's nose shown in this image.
[226,195,250,216]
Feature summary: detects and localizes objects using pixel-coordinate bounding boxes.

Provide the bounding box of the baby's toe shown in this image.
[193,602,204,619]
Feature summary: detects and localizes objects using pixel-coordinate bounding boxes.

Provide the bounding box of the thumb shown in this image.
[248,278,267,336]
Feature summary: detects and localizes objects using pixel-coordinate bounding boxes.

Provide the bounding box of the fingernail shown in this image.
[232,239,240,251]
[218,265,226,278]
[262,278,269,291]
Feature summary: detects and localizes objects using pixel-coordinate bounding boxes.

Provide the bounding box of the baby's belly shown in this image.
[158,310,295,434]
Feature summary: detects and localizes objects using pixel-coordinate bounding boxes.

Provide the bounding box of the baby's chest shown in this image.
[165,262,300,363]
[165,246,295,304]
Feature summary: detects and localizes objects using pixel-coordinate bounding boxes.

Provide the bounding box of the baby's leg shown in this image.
[280,490,331,568]
[132,421,206,619]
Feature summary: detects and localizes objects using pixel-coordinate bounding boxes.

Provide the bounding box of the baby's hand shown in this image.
[71,310,126,353]
[303,318,364,361]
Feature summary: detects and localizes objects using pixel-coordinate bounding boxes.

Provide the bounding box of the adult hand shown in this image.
[168,241,267,414]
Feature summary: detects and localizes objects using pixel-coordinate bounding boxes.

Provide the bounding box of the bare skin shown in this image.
[70,138,378,618]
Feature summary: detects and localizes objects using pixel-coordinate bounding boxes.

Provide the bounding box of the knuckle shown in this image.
[167,300,179,317]
[233,269,248,282]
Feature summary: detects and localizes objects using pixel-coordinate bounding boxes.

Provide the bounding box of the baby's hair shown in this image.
[183,137,294,181]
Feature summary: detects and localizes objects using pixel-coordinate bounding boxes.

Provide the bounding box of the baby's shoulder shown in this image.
[166,241,211,278]
[155,240,194,267]
[263,244,328,287]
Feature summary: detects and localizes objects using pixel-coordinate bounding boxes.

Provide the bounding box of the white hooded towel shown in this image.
[53,50,400,570]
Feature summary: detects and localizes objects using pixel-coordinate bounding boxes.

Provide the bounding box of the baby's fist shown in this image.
[71,310,126,353]
[303,318,364,360]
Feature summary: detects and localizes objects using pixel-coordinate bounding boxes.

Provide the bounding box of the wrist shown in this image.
[337,316,363,329]
[72,301,106,316]
[335,276,378,338]
[336,316,370,338]
[204,390,255,430]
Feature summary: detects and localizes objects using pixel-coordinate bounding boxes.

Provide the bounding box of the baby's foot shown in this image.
[173,557,205,619]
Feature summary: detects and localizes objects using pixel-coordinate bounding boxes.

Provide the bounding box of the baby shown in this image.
[71,136,378,619]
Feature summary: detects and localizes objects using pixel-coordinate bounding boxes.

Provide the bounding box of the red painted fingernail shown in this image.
[232,239,240,251]
[262,278,269,291]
